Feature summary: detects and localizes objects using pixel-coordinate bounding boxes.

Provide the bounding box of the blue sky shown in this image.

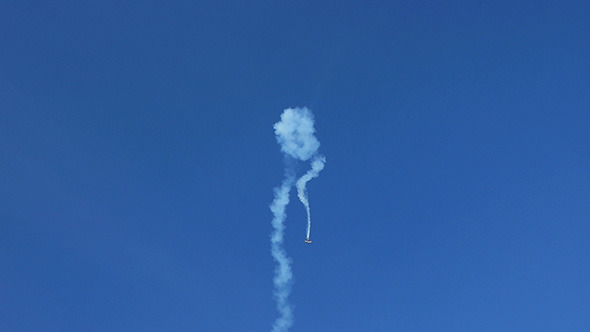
[1,1,589,331]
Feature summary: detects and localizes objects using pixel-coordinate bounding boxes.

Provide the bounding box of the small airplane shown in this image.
[305,238,312,244]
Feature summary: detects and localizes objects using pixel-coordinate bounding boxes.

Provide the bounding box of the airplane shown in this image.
[305,238,312,244]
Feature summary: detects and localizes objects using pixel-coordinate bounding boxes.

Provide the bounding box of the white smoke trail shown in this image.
[270,107,325,332]
[270,175,294,332]
[296,155,326,240]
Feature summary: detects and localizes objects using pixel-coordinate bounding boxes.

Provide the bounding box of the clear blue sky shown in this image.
[1,1,589,331]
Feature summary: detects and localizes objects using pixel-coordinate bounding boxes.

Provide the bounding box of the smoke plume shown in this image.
[270,107,325,332]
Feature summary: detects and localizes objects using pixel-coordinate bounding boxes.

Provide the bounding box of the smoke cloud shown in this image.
[274,107,321,161]
[269,107,325,332]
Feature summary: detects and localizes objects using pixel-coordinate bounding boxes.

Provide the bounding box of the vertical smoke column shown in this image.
[270,107,325,332]
[269,175,294,332]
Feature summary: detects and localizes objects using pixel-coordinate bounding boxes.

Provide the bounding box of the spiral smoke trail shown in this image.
[296,155,326,240]
[270,107,325,332]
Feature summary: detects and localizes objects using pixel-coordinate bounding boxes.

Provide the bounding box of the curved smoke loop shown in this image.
[270,107,325,332]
